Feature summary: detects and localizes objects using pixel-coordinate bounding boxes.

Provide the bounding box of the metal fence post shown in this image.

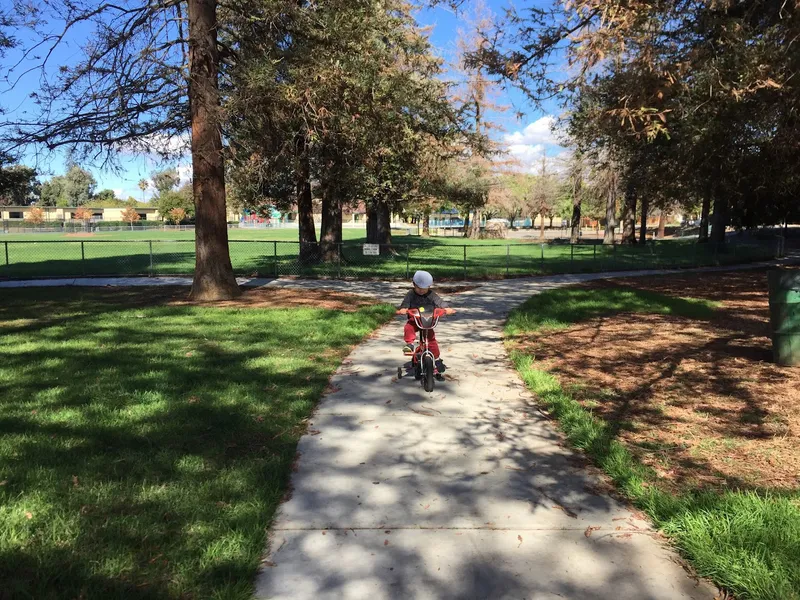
[540,243,544,271]
[405,244,410,279]
[571,243,574,267]
[149,241,154,276]
[81,241,86,275]
[463,245,467,280]
[337,244,342,279]
[4,241,8,267]
[274,241,278,277]
[506,244,510,277]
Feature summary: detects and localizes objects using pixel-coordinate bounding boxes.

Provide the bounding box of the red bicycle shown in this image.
[397,307,447,393]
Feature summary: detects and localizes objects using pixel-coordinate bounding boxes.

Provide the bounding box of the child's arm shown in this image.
[430,292,456,315]
[396,291,412,315]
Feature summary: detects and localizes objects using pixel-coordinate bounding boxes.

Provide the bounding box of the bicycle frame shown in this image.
[406,308,445,370]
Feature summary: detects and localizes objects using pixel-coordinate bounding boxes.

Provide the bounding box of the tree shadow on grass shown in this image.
[0,288,391,599]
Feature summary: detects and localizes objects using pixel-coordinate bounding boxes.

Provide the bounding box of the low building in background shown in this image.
[0,205,161,222]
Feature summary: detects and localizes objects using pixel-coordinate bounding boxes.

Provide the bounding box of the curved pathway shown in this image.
[254,271,722,599]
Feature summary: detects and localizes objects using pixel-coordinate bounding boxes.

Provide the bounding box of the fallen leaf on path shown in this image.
[517,535,523,547]
[616,533,633,539]
[25,512,32,520]
[385,399,392,404]
[261,560,277,567]
[584,526,600,537]
[384,540,389,546]
[308,429,321,436]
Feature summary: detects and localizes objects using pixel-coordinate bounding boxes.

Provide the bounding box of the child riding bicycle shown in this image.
[396,270,456,370]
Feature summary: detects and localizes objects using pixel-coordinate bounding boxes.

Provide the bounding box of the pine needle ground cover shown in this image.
[506,270,800,600]
[0,287,393,599]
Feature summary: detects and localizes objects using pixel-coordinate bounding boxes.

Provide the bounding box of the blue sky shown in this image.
[2,1,565,201]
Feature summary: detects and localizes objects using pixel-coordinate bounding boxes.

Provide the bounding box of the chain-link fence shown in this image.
[1,222,199,234]
[0,238,782,280]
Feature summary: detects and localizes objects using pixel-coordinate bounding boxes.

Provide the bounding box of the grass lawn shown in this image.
[505,277,800,600]
[0,287,394,599]
[0,228,775,280]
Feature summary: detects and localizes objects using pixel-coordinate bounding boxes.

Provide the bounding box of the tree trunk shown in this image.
[422,211,430,237]
[639,195,650,244]
[468,209,481,239]
[187,0,240,300]
[296,136,318,263]
[462,210,470,237]
[570,194,582,245]
[539,213,545,240]
[657,211,666,238]
[698,190,711,243]
[376,200,392,251]
[710,195,728,244]
[320,182,342,262]
[366,202,377,243]
[603,186,617,245]
[548,215,553,228]
[621,180,637,244]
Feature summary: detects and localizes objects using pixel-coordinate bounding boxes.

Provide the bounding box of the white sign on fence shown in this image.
[362,243,380,256]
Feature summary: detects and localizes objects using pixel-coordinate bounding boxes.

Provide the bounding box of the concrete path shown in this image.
[254,270,724,600]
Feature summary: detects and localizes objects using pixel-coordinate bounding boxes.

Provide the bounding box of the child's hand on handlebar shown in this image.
[444,308,456,315]
[396,308,408,315]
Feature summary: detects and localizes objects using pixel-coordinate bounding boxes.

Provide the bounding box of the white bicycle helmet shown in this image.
[412,270,433,289]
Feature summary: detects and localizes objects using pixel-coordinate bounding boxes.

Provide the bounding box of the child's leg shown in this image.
[403,320,417,345]
[428,330,441,359]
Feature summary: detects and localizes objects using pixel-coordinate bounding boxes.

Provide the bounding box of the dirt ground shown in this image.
[168,287,379,311]
[524,270,799,493]
[44,286,381,312]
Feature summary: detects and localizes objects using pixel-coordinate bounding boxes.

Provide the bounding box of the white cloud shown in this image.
[112,188,124,198]
[177,163,192,185]
[503,116,558,147]
[500,115,570,174]
[508,143,545,163]
[117,132,191,158]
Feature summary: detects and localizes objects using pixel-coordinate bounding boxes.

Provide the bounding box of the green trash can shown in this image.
[768,269,800,366]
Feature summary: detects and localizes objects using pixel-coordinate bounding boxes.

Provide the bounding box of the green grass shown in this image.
[0,288,394,599]
[506,286,800,600]
[0,232,775,280]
